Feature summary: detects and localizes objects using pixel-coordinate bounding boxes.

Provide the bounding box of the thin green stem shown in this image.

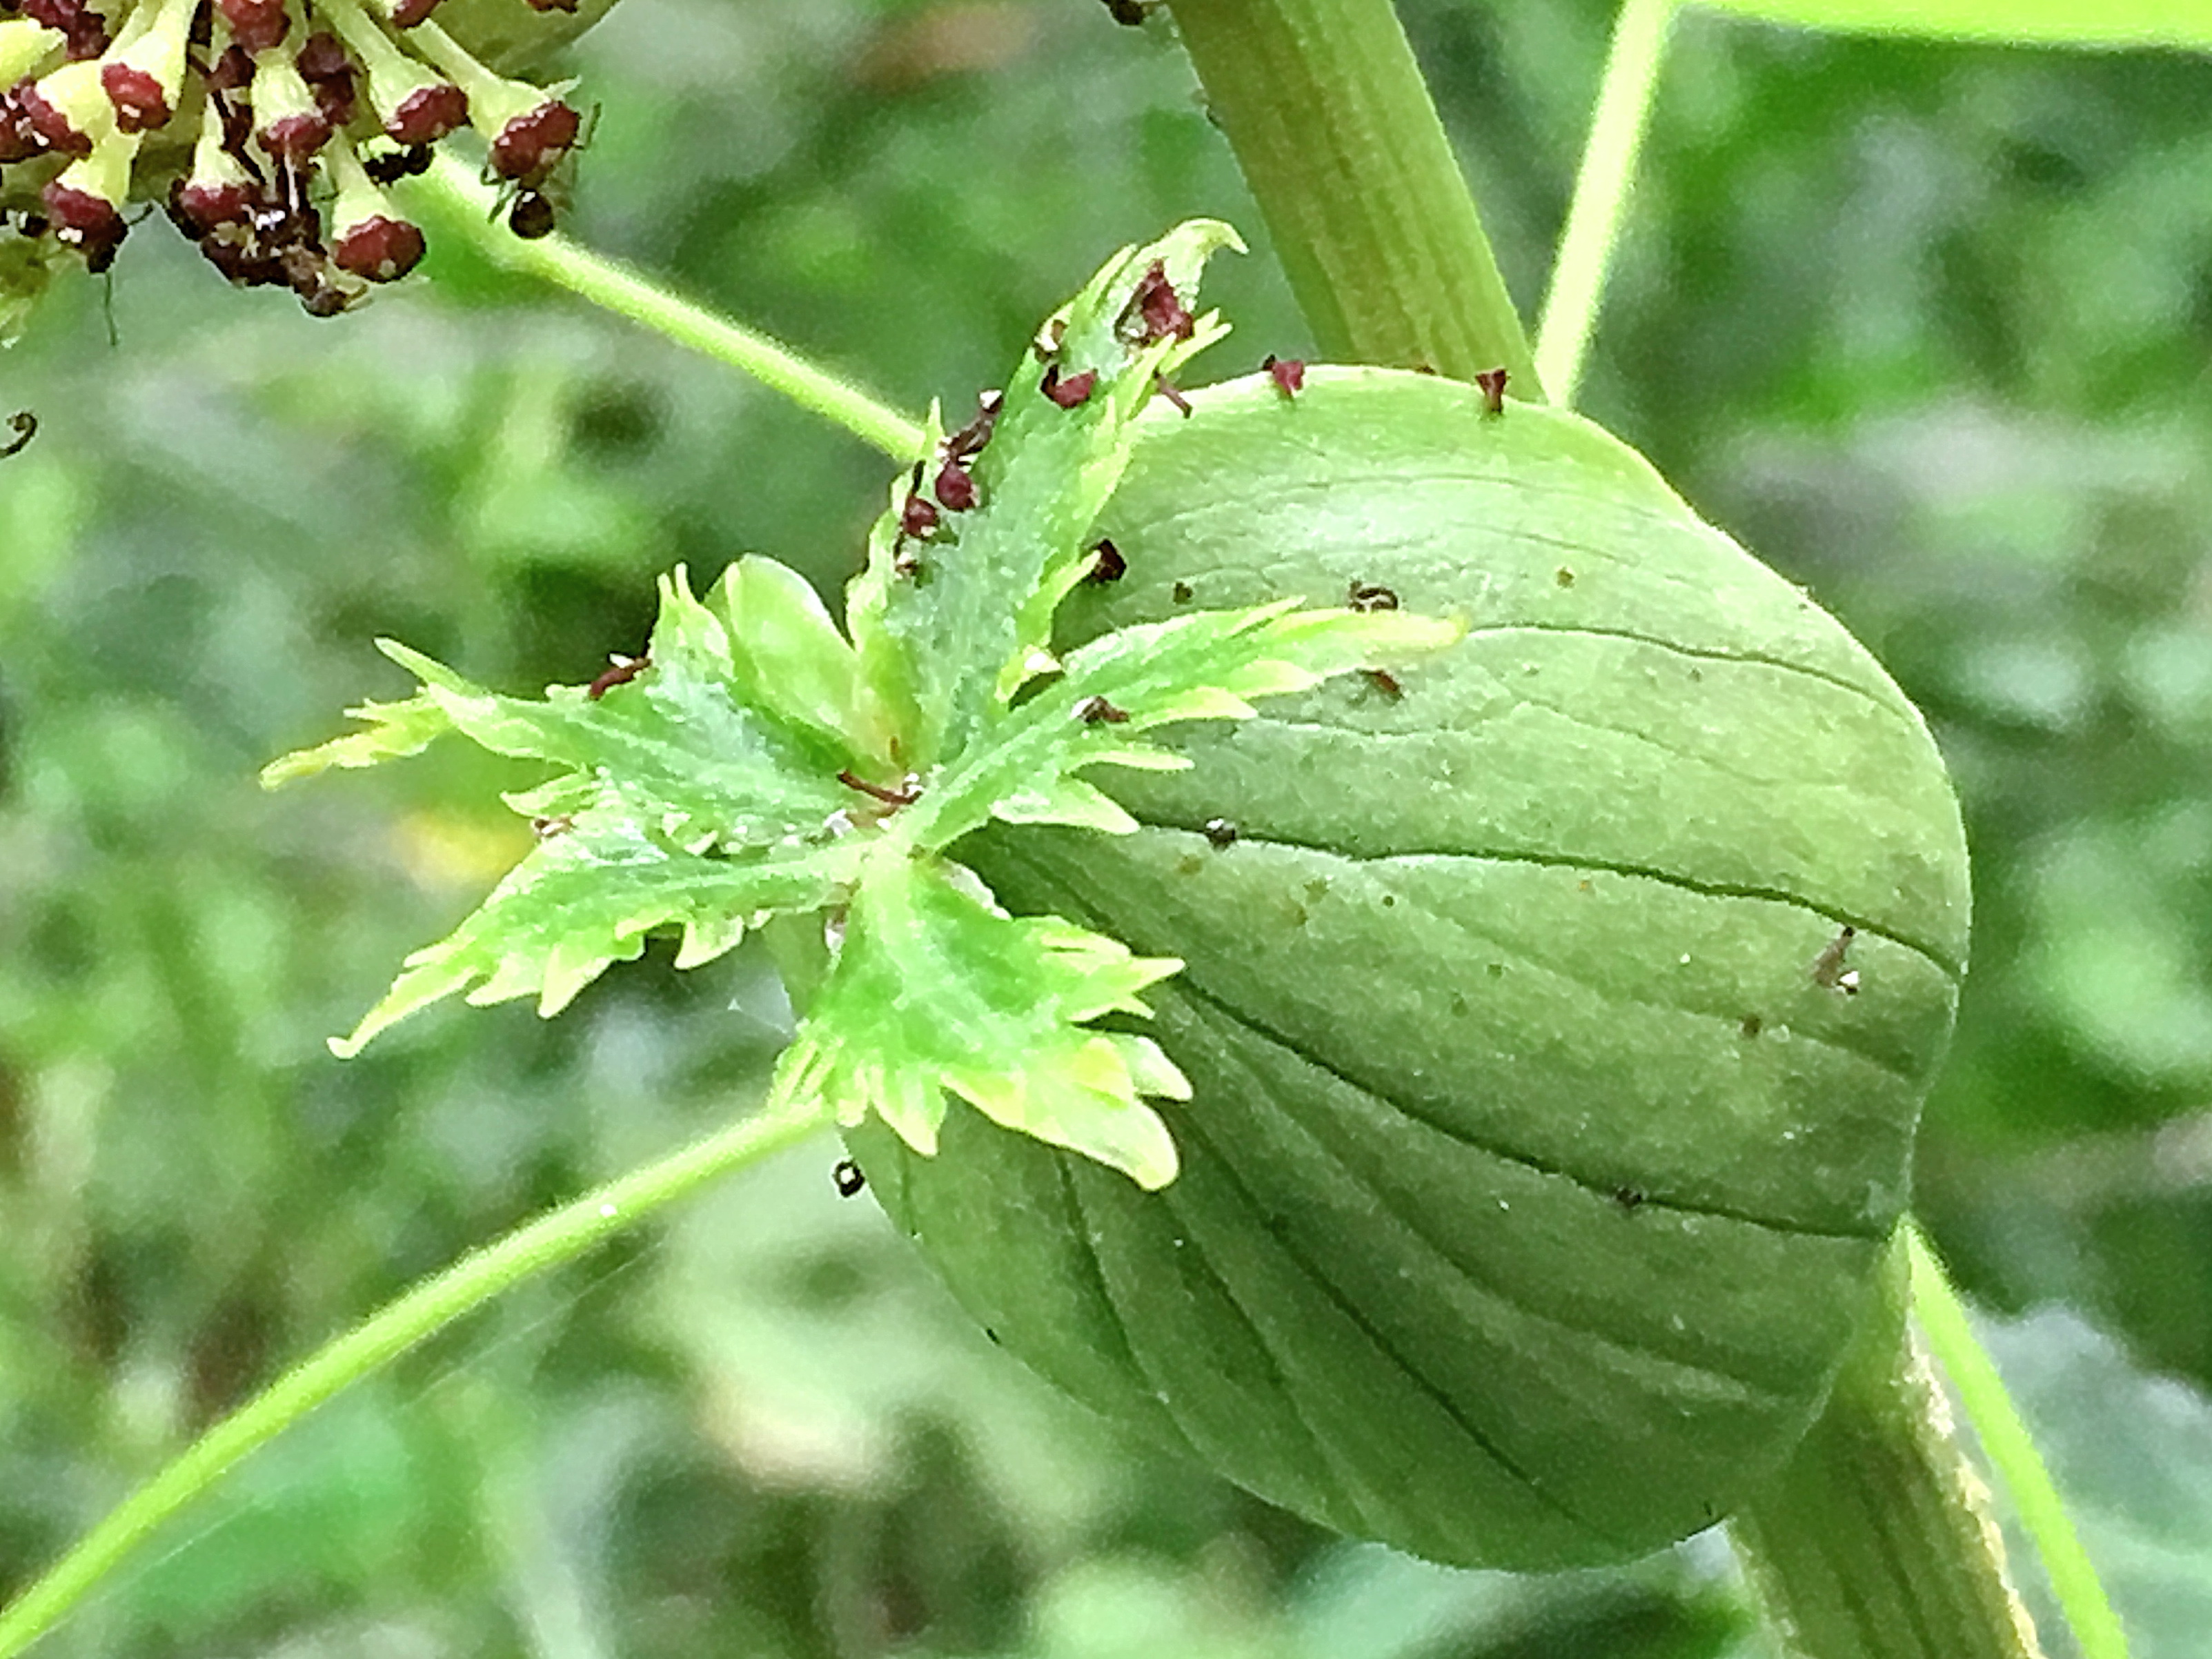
[1165,0,1541,395]
[0,1089,833,1659]
[405,157,925,461]
[1907,1224,2129,1659]
[1533,0,1675,408]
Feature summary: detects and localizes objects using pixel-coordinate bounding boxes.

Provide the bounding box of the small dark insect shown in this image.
[838,768,922,808]
[1263,353,1305,397]
[1410,361,1439,375]
[1100,0,1152,21]
[1555,567,1575,588]
[1347,580,1399,613]
[1810,926,1860,995]
[586,654,649,699]
[1,410,34,459]
[1362,668,1405,699]
[1125,259,1194,344]
[934,457,978,512]
[1614,1185,1646,1211]
[944,389,1003,459]
[1085,538,1126,583]
[1203,817,1238,848]
[833,1158,867,1197]
[1740,1013,1764,1040]
[1042,364,1097,409]
[1171,581,1194,604]
[531,814,575,838]
[1153,378,1193,417]
[508,188,556,240]
[1074,695,1131,725]
[1474,368,1509,415]
[363,144,433,186]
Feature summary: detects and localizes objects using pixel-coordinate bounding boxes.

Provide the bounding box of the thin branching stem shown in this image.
[1534,0,1675,408]
[0,1089,833,1659]
[406,157,925,461]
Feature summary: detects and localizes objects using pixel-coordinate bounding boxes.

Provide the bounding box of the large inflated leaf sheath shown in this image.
[847,367,1970,1569]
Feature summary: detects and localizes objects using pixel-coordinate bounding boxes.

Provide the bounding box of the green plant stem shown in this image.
[406,156,925,461]
[1165,0,1541,395]
[0,1089,833,1659]
[1729,1234,2046,1659]
[1533,0,1675,408]
[1907,1224,2129,1659]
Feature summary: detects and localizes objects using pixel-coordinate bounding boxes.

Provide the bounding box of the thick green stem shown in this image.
[1534,0,1675,408]
[1730,1235,2046,1659]
[1164,0,1541,395]
[405,157,925,461]
[0,1090,832,1659]
[1908,1226,2129,1659]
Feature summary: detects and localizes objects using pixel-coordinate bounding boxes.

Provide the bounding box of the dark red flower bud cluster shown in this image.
[0,0,594,317]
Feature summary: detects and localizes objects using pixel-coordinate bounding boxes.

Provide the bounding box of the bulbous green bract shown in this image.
[848,368,1970,1570]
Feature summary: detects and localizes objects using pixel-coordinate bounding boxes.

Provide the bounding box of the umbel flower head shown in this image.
[0,0,606,328]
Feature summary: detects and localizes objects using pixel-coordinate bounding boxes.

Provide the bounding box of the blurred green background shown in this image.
[3,1,2211,1653]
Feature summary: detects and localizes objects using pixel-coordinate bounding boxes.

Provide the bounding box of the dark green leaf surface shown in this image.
[861,367,1971,1570]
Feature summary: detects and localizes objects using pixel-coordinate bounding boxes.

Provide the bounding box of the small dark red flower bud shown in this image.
[100,61,169,131]
[385,80,466,144]
[1263,353,1304,396]
[387,0,440,26]
[259,108,330,158]
[487,98,578,183]
[1042,365,1096,408]
[0,91,40,163]
[14,79,92,156]
[333,214,425,281]
[205,44,252,90]
[217,0,287,53]
[1474,368,1508,415]
[295,31,349,79]
[933,459,977,512]
[898,491,938,540]
[175,177,257,232]
[1127,259,1194,343]
[41,176,126,272]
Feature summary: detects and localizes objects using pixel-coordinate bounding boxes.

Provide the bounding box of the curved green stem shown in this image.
[1165,0,1540,395]
[1907,1224,2129,1659]
[0,1089,833,1659]
[406,156,925,461]
[1533,0,1675,408]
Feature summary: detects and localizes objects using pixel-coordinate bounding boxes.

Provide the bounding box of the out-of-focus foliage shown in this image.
[1688,0,2212,53]
[0,1,2208,1654]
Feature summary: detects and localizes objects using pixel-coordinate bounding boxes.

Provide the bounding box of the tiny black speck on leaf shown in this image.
[1203,817,1238,847]
[1172,581,1194,604]
[833,1158,866,1198]
[1085,538,1127,583]
[1,411,34,459]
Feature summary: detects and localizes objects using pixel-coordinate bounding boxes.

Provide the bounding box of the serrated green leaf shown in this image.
[373,567,857,851]
[260,691,454,788]
[846,220,1246,773]
[331,806,866,1057]
[894,600,1461,855]
[707,557,889,768]
[777,858,1188,1188]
